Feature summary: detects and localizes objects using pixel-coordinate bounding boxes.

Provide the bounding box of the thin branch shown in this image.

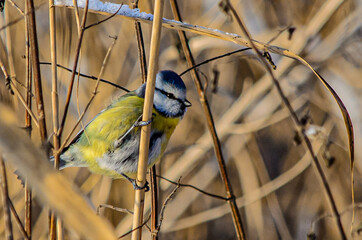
[222,1,346,239]
[39,62,129,92]
[0,156,13,240]
[8,200,30,240]
[152,178,180,237]
[170,1,245,239]
[57,0,89,139]
[157,175,229,201]
[97,204,133,216]
[6,0,24,15]
[119,215,151,239]
[9,81,40,128]
[84,3,122,30]
[180,47,251,76]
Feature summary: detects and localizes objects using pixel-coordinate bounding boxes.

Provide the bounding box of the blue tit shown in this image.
[55,70,191,188]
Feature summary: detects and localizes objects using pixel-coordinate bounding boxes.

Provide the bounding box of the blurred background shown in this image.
[0,0,361,239]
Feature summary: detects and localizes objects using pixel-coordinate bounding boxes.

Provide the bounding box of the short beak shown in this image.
[184,99,192,108]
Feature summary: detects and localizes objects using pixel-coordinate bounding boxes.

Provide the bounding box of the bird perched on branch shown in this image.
[55,70,191,189]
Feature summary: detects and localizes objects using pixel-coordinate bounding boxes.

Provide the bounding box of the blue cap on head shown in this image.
[156,70,186,91]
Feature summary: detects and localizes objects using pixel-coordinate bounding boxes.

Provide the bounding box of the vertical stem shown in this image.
[131,1,164,239]
[26,0,48,141]
[130,1,159,239]
[24,1,32,237]
[0,156,13,240]
[150,166,158,240]
[169,1,245,239]
[49,0,60,238]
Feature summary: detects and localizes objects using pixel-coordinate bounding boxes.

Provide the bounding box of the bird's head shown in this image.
[136,70,191,118]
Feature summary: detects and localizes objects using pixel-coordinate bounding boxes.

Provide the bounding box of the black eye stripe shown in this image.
[156,88,177,100]
[155,88,191,109]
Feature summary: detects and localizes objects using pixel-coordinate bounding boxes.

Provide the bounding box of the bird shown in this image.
[55,70,191,190]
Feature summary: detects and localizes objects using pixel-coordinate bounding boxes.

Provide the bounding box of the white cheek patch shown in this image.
[154,92,184,117]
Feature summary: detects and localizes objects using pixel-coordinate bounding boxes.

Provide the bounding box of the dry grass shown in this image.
[0,0,361,239]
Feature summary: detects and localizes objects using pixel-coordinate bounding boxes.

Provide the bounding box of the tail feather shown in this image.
[49,155,68,170]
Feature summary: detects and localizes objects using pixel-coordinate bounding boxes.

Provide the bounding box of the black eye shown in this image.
[166,92,175,99]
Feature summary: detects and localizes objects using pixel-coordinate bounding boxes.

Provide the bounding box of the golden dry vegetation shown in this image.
[0,0,361,239]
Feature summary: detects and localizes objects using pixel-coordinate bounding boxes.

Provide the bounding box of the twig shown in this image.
[179,47,251,76]
[221,1,346,239]
[0,156,13,240]
[152,178,180,237]
[26,0,48,141]
[119,215,151,239]
[9,79,40,128]
[131,1,164,240]
[157,175,229,201]
[97,204,133,216]
[8,200,30,240]
[266,25,293,44]
[170,1,246,239]
[39,62,129,92]
[57,0,89,139]
[84,4,122,30]
[6,0,24,15]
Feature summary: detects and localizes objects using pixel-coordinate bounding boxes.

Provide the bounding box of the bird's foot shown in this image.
[121,173,150,192]
[131,180,150,192]
[135,119,152,127]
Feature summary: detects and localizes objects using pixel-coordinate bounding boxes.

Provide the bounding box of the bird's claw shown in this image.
[121,173,150,192]
[131,179,150,192]
[136,119,152,127]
